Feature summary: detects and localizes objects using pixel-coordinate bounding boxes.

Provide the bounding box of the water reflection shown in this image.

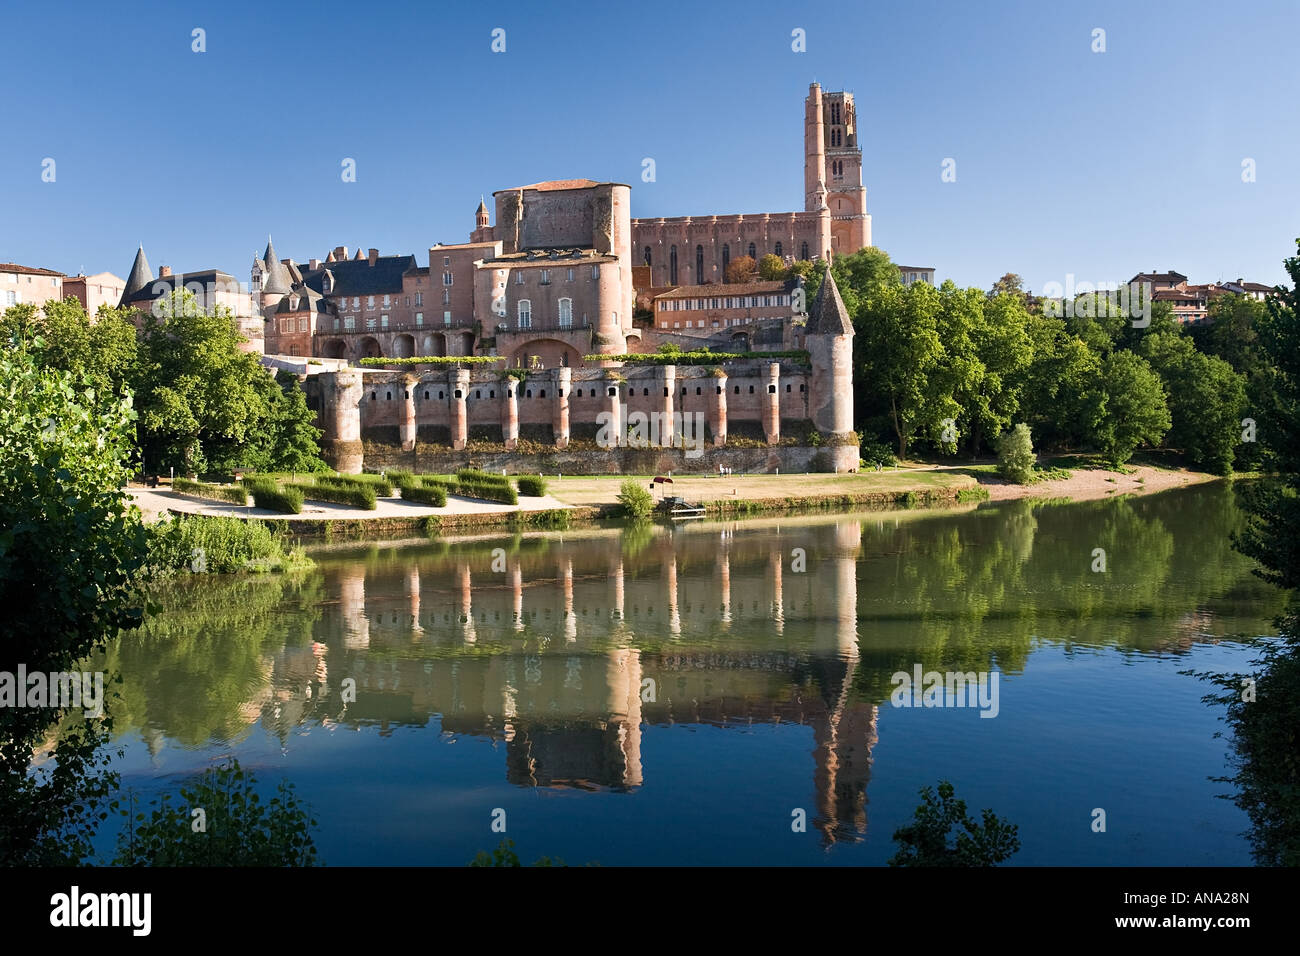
[104,482,1283,850]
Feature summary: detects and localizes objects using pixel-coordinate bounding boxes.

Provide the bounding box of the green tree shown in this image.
[617,480,655,519]
[1015,313,1104,450]
[1086,351,1171,466]
[34,297,138,394]
[889,781,1020,866]
[989,272,1024,298]
[996,423,1035,483]
[0,328,150,864]
[1138,330,1246,474]
[757,253,786,281]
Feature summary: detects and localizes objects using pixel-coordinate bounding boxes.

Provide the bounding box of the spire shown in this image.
[261,236,290,295]
[807,268,853,336]
[121,244,153,304]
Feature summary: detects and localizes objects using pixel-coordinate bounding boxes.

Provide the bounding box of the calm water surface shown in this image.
[96,483,1283,865]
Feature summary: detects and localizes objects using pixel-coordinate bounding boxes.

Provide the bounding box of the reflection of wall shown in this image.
[305,521,874,843]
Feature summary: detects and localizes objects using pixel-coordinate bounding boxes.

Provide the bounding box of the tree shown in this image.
[1086,351,1171,466]
[1138,330,1246,474]
[1009,314,1103,451]
[996,423,1035,483]
[35,297,137,394]
[989,273,1024,298]
[889,781,1020,866]
[757,253,786,281]
[0,328,151,864]
[724,255,756,284]
[856,281,953,458]
[617,479,654,518]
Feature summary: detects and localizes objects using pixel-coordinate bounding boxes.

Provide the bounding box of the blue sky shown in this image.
[3,0,1297,293]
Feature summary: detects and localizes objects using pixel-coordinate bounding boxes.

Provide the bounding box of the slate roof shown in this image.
[261,238,291,295]
[299,254,419,297]
[123,269,241,305]
[806,269,853,335]
[121,246,154,303]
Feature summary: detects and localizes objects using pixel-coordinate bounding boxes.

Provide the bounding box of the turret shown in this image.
[805,269,857,471]
[120,244,154,306]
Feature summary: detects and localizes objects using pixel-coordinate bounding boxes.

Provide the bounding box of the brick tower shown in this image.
[805,83,870,256]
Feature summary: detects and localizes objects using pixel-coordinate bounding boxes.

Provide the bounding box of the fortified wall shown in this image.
[302,358,858,475]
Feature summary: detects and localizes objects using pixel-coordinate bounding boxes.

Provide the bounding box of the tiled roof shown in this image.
[0,263,65,277]
[655,280,790,299]
[502,179,601,192]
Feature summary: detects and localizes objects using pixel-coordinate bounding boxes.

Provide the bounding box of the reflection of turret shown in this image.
[340,564,369,650]
[406,566,422,636]
[770,548,785,635]
[562,556,577,643]
[665,553,681,637]
[510,559,524,631]
[457,562,475,644]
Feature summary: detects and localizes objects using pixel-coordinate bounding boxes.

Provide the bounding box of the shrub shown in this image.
[996,423,1036,484]
[173,478,247,505]
[860,440,897,468]
[287,482,377,510]
[113,759,317,866]
[889,781,1020,867]
[147,515,308,573]
[617,479,654,519]
[516,475,548,497]
[317,473,393,496]
[454,479,517,505]
[457,467,510,487]
[401,483,448,507]
[251,484,304,514]
[385,468,414,484]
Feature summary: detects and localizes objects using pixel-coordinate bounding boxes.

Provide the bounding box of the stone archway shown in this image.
[322,339,348,359]
[508,338,583,370]
[393,333,416,358]
[358,336,382,359]
[730,332,751,352]
[422,331,446,357]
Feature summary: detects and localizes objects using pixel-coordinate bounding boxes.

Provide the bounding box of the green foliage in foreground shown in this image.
[996,423,1036,484]
[468,838,581,867]
[0,331,149,864]
[147,515,312,574]
[889,780,1021,867]
[172,477,248,505]
[113,759,318,866]
[617,479,655,519]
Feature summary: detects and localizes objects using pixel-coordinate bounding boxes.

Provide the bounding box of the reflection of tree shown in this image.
[100,571,323,749]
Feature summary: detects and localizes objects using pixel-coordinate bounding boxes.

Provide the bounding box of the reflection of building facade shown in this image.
[261,521,874,844]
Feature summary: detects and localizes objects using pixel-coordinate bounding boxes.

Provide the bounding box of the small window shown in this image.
[734,386,740,394]
[424,390,429,400]
[454,389,463,399]
[786,384,792,392]
[370,392,376,401]
[749,385,755,394]
[768,385,776,394]
[386,392,392,401]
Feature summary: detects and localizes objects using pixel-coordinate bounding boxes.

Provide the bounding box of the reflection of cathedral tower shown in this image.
[809,520,876,846]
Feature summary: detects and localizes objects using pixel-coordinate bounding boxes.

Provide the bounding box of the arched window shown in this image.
[722,244,730,275]
[695,245,704,283]
[774,242,783,258]
[643,246,652,266]
[558,298,572,328]
[669,245,678,285]
[748,242,756,260]
[517,299,531,328]
[800,242,809,260]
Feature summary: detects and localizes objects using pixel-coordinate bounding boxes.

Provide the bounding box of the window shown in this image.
[383,294,391,307]
[443,289,450,304]
[415,312,423,325]
[344,316,355,330]
[367,295,375,309]
[558,298,572,328]
[748,243,756,259]
[518,299,532,328]
[298,317,308,332]
[366,316,377,330]
[567,268,574,281]
[415,291,422,306]
[352,297,360,308]
[670,245,678,284]
[443,272,453,286]
[443,311,451,325]
[443,256,450,266]
[515,271,524,285]
[722,244,730,275]
[541,269,551,284]
[801,242,809,260]
[696,245,704,282]
[333,318,340,331]
[775,242,783,258]
[591,265,600,279]
[289,345,300,356]
[381,314,389,329]
[644,247,652,266]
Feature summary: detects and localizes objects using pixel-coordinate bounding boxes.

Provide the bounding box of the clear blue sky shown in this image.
[3,0,1297,293]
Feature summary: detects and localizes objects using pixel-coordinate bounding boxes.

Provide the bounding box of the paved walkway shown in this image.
[126,487,571,523]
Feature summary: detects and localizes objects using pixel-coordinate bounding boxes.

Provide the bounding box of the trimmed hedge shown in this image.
[400,483,448,507]
[359,355,504,367]
[173,478,248,506]
[516,475,548,497]
[456,467,511,487]
[455,479,518,505]
[287,481,378,510]
[318,473,393,496]
[251,484,304,514]
[385,468,414,483]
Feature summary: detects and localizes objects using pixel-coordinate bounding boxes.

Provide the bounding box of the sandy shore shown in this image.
[970,463,1217,502]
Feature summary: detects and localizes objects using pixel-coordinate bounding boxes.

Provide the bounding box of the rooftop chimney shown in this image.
[368,248,379,266]
[309,258,321,270]
[158,265,172,278]
[334,246,348,260]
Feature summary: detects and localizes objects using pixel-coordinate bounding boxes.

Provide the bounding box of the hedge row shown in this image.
[456,468,511,487]
[173,478,248,505]
[318,473,393,496]
[251,484,304,514]
[400,483,448,507]
[584,350,810,366]
[454,479,517,505]
[359,355,504,367]
[286,482,378,510]
[516,475,547,497]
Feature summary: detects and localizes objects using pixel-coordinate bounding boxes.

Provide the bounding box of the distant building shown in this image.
[1129,270,1189,293]
[1,262,64,311]
[1130,269,1278,326]
[119,245,261,352]
[63,271,126,317]
[897,265,935,287]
